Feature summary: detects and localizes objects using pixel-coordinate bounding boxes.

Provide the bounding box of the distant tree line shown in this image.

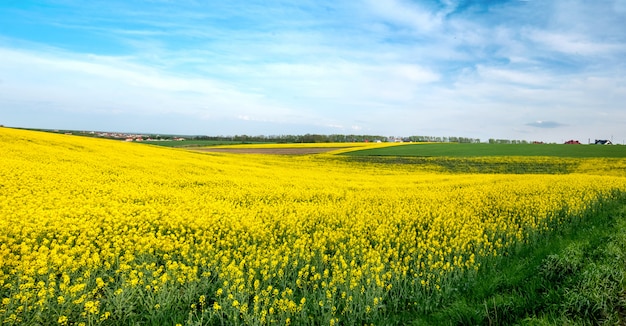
[406,136,481,143]
[190,134,482,143]
[191,134,386,143]
[488,139,530,144]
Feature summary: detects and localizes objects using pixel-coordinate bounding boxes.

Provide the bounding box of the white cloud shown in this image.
[0,47,228,95]
[526,121,565,128]
[229,61,439,108]
[0,46,297,122]
[475,65,552,87]
[526,30,625,56]
[390,64,440,83]
[365,0,442,32]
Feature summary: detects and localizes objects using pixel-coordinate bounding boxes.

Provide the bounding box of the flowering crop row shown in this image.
[1,128,625,325]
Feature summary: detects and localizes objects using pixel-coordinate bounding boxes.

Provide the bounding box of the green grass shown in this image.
[385,194,626,325]
[344,143,626,158]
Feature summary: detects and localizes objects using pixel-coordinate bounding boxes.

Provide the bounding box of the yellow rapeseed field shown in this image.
[1,127,625,325]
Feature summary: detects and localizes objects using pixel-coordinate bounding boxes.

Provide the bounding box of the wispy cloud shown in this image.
[526,121,566,128]
[365,0,444,32]
[0,46,296,120]
[527,30,626,57]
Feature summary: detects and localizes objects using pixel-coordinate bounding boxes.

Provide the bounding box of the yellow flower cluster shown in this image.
[1,128,625,325]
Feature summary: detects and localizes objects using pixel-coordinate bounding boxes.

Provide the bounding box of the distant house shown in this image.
[564,140,581,144]
[595,139,613,145]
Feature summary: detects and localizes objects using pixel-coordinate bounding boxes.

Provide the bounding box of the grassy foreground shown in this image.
[406,198,626,325]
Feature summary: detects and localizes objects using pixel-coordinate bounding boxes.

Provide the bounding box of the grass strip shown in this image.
[391,194,626,325]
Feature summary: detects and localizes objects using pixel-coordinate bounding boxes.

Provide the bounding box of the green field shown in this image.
[345,143,626,158]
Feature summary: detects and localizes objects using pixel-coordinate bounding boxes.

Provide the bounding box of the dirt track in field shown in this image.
[190,147,351,155]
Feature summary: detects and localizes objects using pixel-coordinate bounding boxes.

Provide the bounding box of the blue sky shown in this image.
[1,0,625,142]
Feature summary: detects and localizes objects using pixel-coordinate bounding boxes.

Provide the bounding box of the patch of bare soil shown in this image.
[190,147,350,155]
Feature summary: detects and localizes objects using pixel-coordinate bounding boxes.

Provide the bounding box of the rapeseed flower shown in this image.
[1,127,625,325]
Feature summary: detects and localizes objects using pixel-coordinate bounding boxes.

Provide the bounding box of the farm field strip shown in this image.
[189,147,348,155]
[189,142,403,155]
[344,142,626,158]
[198,142,389,149]
[1,128,626,325]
